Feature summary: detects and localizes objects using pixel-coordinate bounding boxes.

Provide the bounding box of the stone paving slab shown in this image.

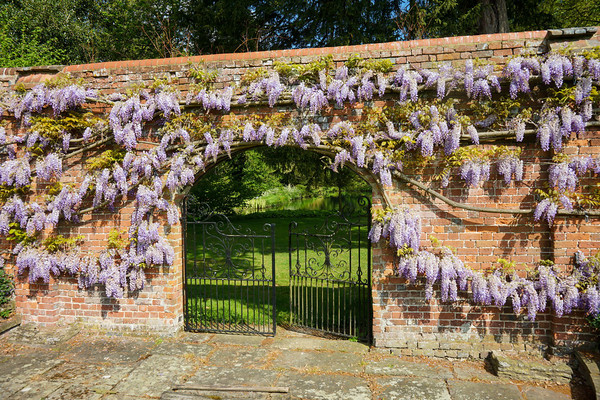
[177,332,214,344]
[375,377,451,400]
[447,380,524,400]
[276,371,371,400]
[45,384,104,400]
[208,347,270,368]
[112,354,198,397]
[576,351,600,400]
[0,314,20,336]
[452,363,504,382]
[270,337,330,351]
[489,351,573,384]
[7,381,64,400]
[0,353,62,380]
[520,386,571,400]
[161,389,290,399]
[273,350,364,373]
[3,323,79,349]
[365,357,453,379]
[61,336,155,364]
[0,325,586,400]
[188,366,281,387]
[44,359,133,383]
[319,339,369,354]
[154,341,213,357]
[209,334,267,347]
[44,361,133,399]
[103,395,146,400]
[0,354,64,399]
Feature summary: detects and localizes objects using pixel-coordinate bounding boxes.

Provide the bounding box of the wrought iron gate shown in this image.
[183,202,277,335]
[288,196,372,342]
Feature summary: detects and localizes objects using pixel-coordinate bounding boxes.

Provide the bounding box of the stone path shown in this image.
[0,324,585,399]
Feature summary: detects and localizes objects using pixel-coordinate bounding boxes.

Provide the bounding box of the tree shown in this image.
[539,0,600,28]
[0,8,66,67]
[0,0,100,65]
[478,0,508,34]
[284,0,402,48]
[187,146,370,215]
[187,150,281,214]
[1,0,598,68]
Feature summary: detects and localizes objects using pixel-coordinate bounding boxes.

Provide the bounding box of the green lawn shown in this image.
[183,214,371,335]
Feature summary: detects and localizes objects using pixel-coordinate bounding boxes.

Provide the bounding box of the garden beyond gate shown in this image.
[182,198,372,341]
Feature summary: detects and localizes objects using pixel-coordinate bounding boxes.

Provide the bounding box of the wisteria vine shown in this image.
[0,47,599,324]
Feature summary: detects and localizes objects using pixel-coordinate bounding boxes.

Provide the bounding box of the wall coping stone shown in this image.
[1,29,550,75]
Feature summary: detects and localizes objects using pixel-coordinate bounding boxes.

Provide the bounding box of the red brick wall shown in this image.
[3,28,600,355]
[371,130,600,356]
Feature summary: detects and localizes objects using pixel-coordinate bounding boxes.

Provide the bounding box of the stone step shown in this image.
[576,351,600,400]
[487,351,573,384]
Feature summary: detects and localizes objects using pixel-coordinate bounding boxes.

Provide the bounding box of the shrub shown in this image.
[0,268,14,307]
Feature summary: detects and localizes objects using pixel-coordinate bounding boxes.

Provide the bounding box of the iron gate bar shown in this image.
[183,200,276,336]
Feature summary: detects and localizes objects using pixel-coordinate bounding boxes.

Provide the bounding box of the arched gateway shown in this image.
[181,150,375,341]
[2,27,600,357]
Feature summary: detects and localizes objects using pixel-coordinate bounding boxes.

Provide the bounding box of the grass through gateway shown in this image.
[184,214,371,330]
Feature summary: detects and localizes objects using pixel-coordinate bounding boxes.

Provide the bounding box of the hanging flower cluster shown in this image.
[368,208,421,252]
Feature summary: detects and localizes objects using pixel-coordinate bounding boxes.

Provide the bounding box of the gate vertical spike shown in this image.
[193,222,199,330]
[289,222,294,327]
[227,271,231,330]
[271,223,276,336]
[337,279,340,334]
[252,271,256,333]
[367,196,372,343]
[201,223,206,330]
[182,197,188,330]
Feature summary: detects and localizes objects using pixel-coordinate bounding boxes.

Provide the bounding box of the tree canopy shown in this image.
[188,147,370,214]
[1,0,597,67]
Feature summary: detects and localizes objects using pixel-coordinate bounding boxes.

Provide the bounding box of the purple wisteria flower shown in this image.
[155,89,181,119]
[460,159,490,187]
[393,67,423,102]
[467,125,479,145]
[327,121,354,139]
[327,66,358,107]
[249,73,285,107]
[541,54,572,88]
[503,56,540,99]
[533,198,558,226]
[36,153,62,181]
[535,107,583,151]
[369,208,421,252]
[292,83,328,113]
[469,64,500,100]
[196,87,233,111]
[0,158,31,187]
[12,84,91,119]
[376,72,387,97]
[496,154,524,185]
[548,162,578,192]
[357,71,376,101]
[510,117,526,142]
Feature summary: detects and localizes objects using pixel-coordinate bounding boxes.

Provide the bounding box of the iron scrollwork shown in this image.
[289,195,371,284]
[186,203,272,280]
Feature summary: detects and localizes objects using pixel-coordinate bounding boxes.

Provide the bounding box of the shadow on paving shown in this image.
[0,323,590,400]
